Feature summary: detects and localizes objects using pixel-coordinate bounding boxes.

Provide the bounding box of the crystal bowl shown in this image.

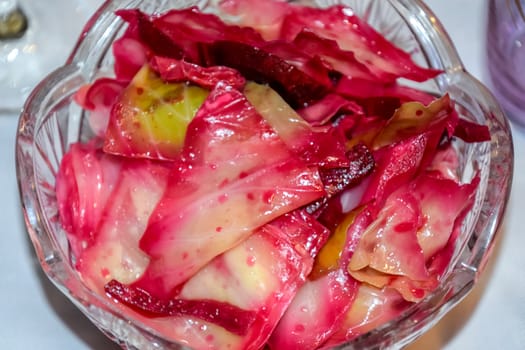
[15,0,513,349]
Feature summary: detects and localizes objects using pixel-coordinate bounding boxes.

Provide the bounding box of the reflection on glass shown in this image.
[0,0,101,113]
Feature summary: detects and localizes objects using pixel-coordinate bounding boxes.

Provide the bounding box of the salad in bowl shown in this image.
[16,0,513,349]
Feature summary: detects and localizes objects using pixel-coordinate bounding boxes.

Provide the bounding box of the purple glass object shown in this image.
[487,0,525,127]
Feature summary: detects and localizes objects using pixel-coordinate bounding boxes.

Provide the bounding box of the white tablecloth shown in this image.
[1,1,523,349]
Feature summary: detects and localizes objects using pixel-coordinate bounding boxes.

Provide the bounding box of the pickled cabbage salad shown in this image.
[56,1,490,349]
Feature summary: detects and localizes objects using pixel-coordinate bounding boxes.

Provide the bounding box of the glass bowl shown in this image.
[15,0,513,349]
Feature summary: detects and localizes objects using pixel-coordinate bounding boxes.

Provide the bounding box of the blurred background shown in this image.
[1,0,524,349]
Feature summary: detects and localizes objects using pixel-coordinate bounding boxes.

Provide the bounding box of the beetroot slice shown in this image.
[306,143,375,216]
[147,7,265,63]
[204,40,330,108]
[320,143,375,197]
[105,280,256,336]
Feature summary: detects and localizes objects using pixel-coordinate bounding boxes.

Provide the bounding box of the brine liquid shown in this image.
[487,0,525,128]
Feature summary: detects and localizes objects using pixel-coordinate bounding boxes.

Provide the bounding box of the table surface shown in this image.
[1,1,524,349]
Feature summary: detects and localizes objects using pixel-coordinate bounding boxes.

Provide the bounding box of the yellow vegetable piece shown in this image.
[310,208,362,279]
[371,95,451,150]
[109,65,209,159]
